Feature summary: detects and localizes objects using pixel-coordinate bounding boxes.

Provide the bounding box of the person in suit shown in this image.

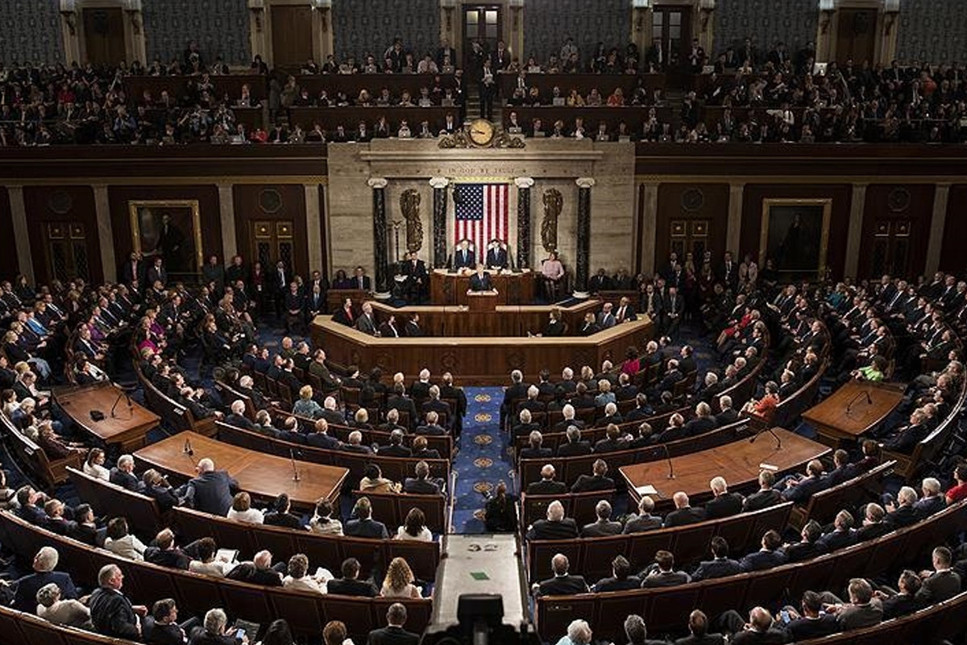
[777,591,840,642]
[622,614,671,645]
[704,476,744,519]
[624,496,663,534]
[817,510,858,551]
[885,486,921,528]
[740,530,788,572]
[12,547,80,612]
[614,297,637,324]
[874,570,923,620]
[782,520,826,563]
[403,313,424,337]
[307,418,342,450]
[327,558,379,597]
[916,546,961,604]
[344,498,389,539]
[592,423,629,453]
[355,301,378,335]
[110,455,143,492]
[121,252,144,286]
[715,395,740,426]
[592,555,642,592]
[525,501,579,541]
[224,399,254,430]
[410,436,441,460]
[184,458,238,516]
[640,550,691,587]
[526,464,567,496]
[453,240,475,270]
[580,500,623,537]
[519,431,553,461]
[512,408,541,438]
[742,470,782,512]
[556,425,592,456]
[386,384,418,425]
[469,264,493,292]
[825,578,883,631]
[350,266,372,291]
[692,536,742,581]
[366,602,421,645]
[89,564,147,640]
[665,286,684,339]
[570,459,615,493]
[578,312,601,336]
[685,402,719,437]
[263,493,305,530]
[485,239,508,270]
[674,610,726,645]
[779,459,828,503]
[915,477,947,518]
[533,553,588,596]
[664,492,706,528]
[544,309,566,336]
[855,503,892,542]
[377,429,412,457]
[403,461,444,495]
[415,410,447,437]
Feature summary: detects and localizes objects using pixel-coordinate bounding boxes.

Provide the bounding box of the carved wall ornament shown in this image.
[399,188,423,253]
[541,188,563,252]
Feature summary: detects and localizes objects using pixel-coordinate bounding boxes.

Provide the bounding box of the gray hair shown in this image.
[34,546,59,572]
[566,619,592,645]
[203,608,228,634]
[36,583,61,608]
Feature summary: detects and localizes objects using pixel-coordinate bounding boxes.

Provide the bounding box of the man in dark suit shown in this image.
[782,520,826,563]
[367,602,421,645]
[327,558,379,597]
[885,486,920,528]
[415,411,447,436]
[307,419,341,450]
[739,530,788,572]
[526,464,567,496]
[704,476,744,519]
[715,395,740,426]
[640,550,691,588]
[89,564,147,639]
[664,286,684,339]
[684,402,719,437]
[344,498,390,538]
[557,424,592,456]
[403,313,424,337]
[12,546,80,612]
[742,471,783,512]
[403,461,444,495]
[593,423,629,453]
[512,408,541,438]
[453,240,475,270]
[225,399,255,430]
[580,500,623,537]
[826,578,883,631]
[121,252,144,285]
[817,510,858,551]
[377,429,412,457]
[916,546,961,604]
[692,537,742,581]
[664,492,707,528]
[533,553,588,596]
[386,384,418,424]
[779,459,828,503]
[110,455,143,492]
[674,610,726,645]
[779,592,839,642]
[855,503,892,542]
[350,266,372,291]
[876,570,924,620]
[592,556,642,593]
[570,459,615,493]
[525,501,579,540]
[485,240,508,270]
[184,458,238,516]
[469,265,493,292]
[519,431,553,460]
[624,496,663,533]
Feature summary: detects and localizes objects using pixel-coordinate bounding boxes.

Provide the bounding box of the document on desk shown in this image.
[635,484,659,497]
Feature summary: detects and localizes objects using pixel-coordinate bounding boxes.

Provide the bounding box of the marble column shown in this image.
[573,177,596,298]
[726,181,745,256]
[92,185,116,282]
[217,183,238,261]
[368,177,390,299]
[925,184,950,276]
[429,177,449,268]
[514,177,534,270]
[8,186,33,283]
[304,184,323,272]
[640,182,659,276]
[844,184,868,279]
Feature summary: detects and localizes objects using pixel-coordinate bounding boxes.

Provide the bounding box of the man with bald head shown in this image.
[533,553,588,596]
[526,464,567,495]
[726,606,785,644]
[525,500,578,540]
[184,458,237,515]
[663,492,706,528]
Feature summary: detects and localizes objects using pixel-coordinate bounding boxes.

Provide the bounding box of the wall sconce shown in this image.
[248,0,265,33]
[819,0,836,35]
[59,0,77,36]
[508,0,524,31]
[312,0,332,33]
[699,0,715,34]
[882,0,900,35]
[632,0,650,33]
[124,0,143,35]
[441,0,457,32]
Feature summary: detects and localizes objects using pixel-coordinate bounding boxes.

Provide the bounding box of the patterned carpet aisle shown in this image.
[451,386,513,533]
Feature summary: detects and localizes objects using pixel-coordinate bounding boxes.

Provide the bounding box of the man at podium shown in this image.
[485,238,509,270]
[469,264,494,291]
[453,239,476,271]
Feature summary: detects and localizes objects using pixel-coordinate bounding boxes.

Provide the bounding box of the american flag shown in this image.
[454,183,509,257]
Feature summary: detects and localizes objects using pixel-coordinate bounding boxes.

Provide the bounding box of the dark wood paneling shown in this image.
[108,185,222,279]
[740,184,852,280]
[0,188,18,279]
[654,183,729,274]
[318,184,328,279]
[233,184,309,276]
[940,185,967,274]
[82,7,126,67]
[859,184,933,279]
[271,5,314,67]
[23,186,103,285]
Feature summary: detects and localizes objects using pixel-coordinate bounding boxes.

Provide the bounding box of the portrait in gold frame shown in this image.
[128,200,203,275]
[759,198,832,280]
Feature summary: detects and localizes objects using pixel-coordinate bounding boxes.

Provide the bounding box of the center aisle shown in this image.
[451,386,513,533]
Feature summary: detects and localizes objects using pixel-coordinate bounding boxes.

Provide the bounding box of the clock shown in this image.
[468,118,495,146]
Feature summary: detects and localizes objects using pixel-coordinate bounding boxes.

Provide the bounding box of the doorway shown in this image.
[835,8,877,64]
[271,4,314,68]
[462,4,502,74]
[82,7,126,66]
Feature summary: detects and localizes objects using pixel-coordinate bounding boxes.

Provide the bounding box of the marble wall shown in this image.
[324,139,635,281]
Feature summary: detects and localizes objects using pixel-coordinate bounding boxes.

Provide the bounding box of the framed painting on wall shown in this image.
[128,200,203,276]
[759,199,832,281]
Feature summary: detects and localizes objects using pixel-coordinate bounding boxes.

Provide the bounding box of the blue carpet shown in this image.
[451,387,512,533]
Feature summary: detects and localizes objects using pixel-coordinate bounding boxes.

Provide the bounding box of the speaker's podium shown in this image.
[465,289,499,312]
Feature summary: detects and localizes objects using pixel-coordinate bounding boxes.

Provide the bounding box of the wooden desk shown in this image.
[134,431,348,508]
[313,314,654,384]
[620,429,829,507]
[430,269,535,306]
[497,72,665,100]
[802,381,905,447]
[55,383,160,453]
[326,288,370,314]
[288,106,452,132]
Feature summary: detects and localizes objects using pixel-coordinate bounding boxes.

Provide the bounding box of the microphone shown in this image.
[183,438,194,457]
[845,387,872,416]
[289,448,300,482]
[661,442,675,480]
[749,425,783,449]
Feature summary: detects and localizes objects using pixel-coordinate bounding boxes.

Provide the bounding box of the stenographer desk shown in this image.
[429,269,535,306]
[312,307,654,385]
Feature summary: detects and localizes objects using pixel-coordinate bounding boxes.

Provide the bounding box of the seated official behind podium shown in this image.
[453,239,476,271]
[469,264,494,292]
[485,238,509,270]
[541,251,565,300]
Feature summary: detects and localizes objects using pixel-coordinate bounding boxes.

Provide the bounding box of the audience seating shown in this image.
[282,410,453,460]
[496,73,665,102]
[521,490,616,531]
[788,460,895,530]
[0,511,432,641]
[350,490,448,535]
[534,500,967,642]
[67,467,164,534]
[525,502,793,582]
[0,412,80,488]
[135,365,216,438]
